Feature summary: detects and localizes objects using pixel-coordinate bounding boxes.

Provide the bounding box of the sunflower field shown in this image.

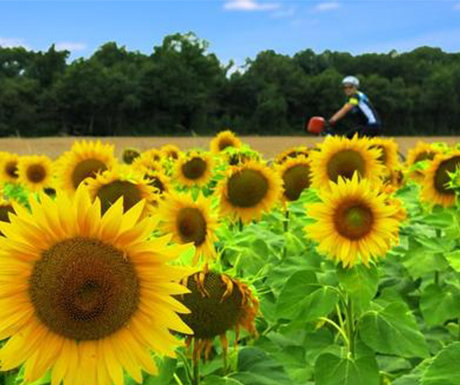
[0,131,460,385]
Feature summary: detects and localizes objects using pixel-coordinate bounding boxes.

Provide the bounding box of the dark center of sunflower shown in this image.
[0,204,15,223]
[5,161,18,179]
[283,164,311,201]
[176,207,207,246]
[334,201,374,240]
[327,149,366,183]
[26,164,47,184]
[433,156,460,195]
[414,151,435,163]
[29,237,139,341]
[122,149,140,165]
[227,169,269,208]
[71,159,108,189]
[168,151,179,160]
[182,158,207,180]
[148,177,165,194]
[177,271,243,339]
[96,180,142,214]
[219,139,235,151]
[370,145,387,164]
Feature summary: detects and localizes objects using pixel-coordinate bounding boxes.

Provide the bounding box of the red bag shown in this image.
[307,116,326,134]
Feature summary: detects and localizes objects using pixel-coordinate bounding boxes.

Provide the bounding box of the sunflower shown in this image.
[310,135,385,190]
[210,130,242,154]
[161,145,181,161]
[175,151,214,187]
[222,147,262,167]
[406,141,445,183]
[56,140,116,194]
[157,192,218,264]
[122,148,141,165]
[216,161,283,223]
[86,167,158,215]
[369,138,399,172]
[177,271,258,361]
[0,153,20,184]
[276,156,312,202]
[144,171,172,197]
[274,146,310,165]
[0,198,21,235]
[306,173,403,267]
[0,186,193,385]
[420,152,460,208]
[132,153,164,175]
[17,155,54,192]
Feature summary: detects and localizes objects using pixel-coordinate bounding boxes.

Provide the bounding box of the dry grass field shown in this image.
[0,136,459,159]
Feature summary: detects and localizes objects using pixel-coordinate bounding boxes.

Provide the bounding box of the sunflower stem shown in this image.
[284,209,290,232]
[192,359,200,385]
[345,296,356,358]
[238,219,244,232]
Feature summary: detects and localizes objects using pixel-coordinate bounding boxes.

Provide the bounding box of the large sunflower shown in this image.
[175,151,214,187]
[86,167,158,215]
[306,173,403,267]
[276,155,312,202]
[17,155,54,192]
[310,135,384,190]
[0,153,20,184]
[210,130,242,154]
[177,271,258,362]
[56,140,116,194]
[156,192,218,264]
[0,186,193,385]
[421,152,460,208]
[216,161,283,223]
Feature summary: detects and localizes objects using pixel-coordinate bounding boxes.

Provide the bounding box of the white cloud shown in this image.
[314,2,341,12]
[271,6,296,18]
[454,3,460,10]
[55,42,87,52]
[224,0,280,12]
[0,37,28,49]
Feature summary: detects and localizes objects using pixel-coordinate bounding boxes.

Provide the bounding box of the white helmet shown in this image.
[342,76,360,87]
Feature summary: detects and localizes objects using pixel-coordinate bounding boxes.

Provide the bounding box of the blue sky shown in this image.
[0,0,459,68]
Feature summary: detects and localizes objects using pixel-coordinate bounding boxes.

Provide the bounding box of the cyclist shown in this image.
[328,76,381,138]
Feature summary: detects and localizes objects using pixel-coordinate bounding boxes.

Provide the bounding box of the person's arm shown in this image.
[329,103,355,124]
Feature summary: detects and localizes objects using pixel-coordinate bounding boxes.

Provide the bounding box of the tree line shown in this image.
[0,32,459,137]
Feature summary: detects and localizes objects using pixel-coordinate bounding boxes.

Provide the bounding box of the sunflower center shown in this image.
[327,149,366,183]
[71,159,108,189]
[29,237,139,341]
[176,207,207,246]
[148,177,165,194]
[96,180,142,214]
[0,204,15,223]
[182,158,207,180]
[219,139,235,151]
[227,169,269,208]
[433,156,460,195]
[177,272,243,339]
[5,161,18,179]
[283,164,311,201]
[26,164,47,184]
[334,201,374,240]
[414,151,435,163]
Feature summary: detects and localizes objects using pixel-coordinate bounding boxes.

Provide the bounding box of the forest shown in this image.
[0,32,459,137]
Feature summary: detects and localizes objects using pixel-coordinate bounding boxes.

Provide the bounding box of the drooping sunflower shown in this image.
[420,152,460,208]
[157,192,218,264]
[306,173,403,267]
[216,161,283,223]
[177,271,259,361]
[122,147,141,165]
[0,186,193,385]
[161,144,181,161]
[86,167,158,215]
[274,146,310,165]
[210,130,242,154]
[276,155,312,202]
[369,138,399,172]
[175,151,214,187]
[17,155,54,192]
[56,140,116,194]
[0,153,20,184]
[310,134,385,190]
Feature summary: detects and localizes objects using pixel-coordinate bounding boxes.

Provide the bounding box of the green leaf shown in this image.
[422,211,455,228]
[231,347,293,385]
[298,286,339,322]
[445,250,460,272]
[422,342,460,385]
[314,353,380,385]
[202,376,244,385]
[420,284,460,327]
[337,264,379,311]
[393,359,432,385]
[358,302,429,358]
[144,358,176,385]
[275,270,318,320]
[402,245,449,279]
